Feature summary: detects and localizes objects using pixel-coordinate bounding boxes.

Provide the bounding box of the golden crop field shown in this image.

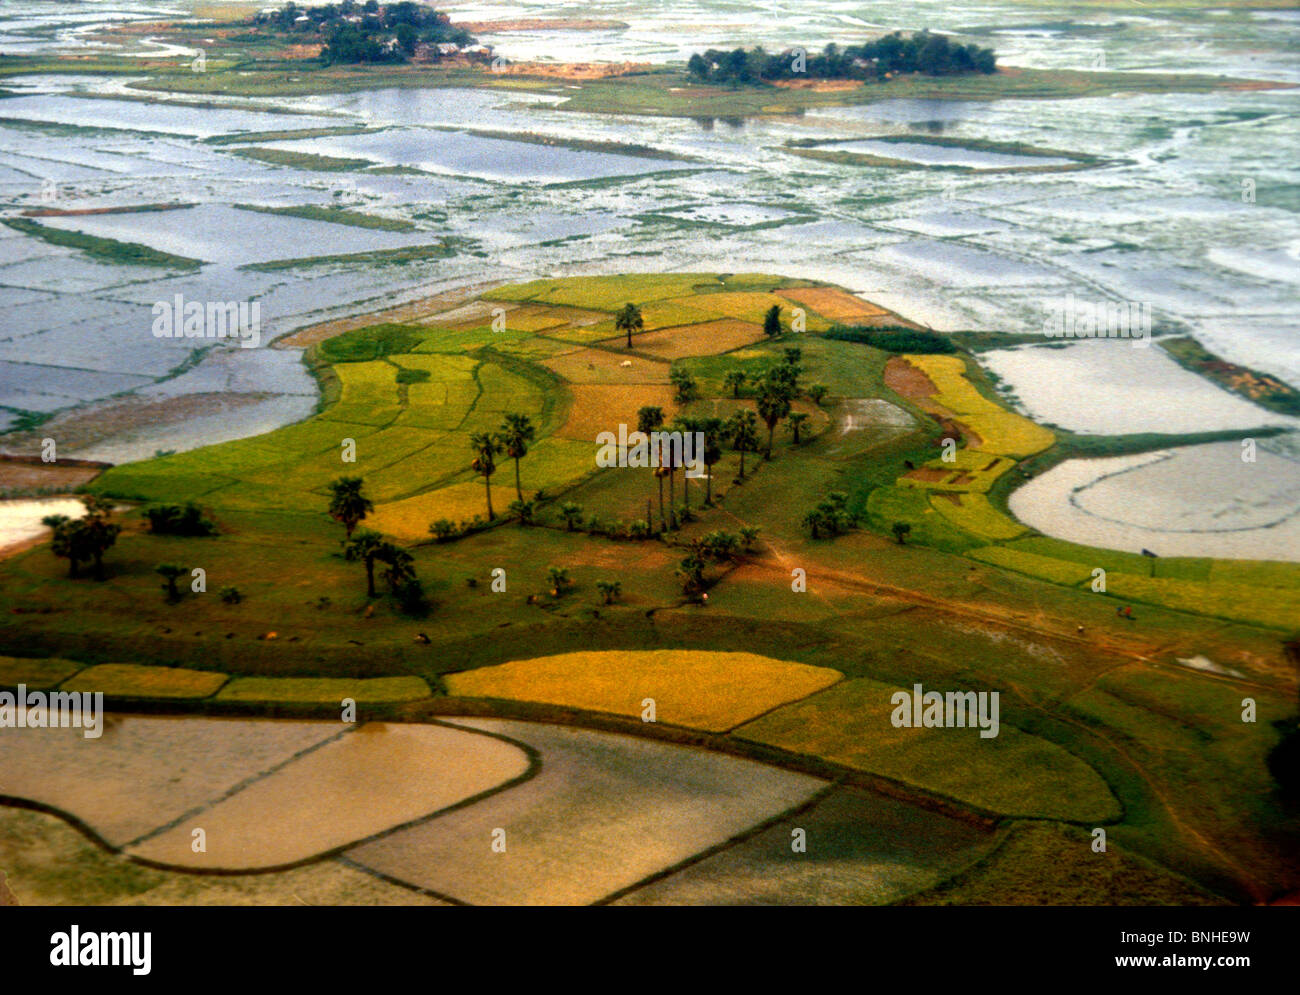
[444,650,843,732]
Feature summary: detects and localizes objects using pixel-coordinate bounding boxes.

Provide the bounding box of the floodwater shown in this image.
[0,496,85,553]
[0,0,1295,558]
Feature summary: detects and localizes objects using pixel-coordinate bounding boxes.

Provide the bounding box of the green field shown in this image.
[5,272,1297,906]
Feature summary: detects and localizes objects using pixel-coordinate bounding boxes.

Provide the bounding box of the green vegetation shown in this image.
[688,32,997,84]
[1,217,202,271]
[825,325,957,353]
[236,202,416,232]
[1160,336,1300,416]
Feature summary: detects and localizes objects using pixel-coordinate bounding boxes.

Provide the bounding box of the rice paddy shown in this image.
[444,650,844,733]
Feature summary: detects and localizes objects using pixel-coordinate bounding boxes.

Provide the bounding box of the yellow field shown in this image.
[61,664,229,699]
[669,291,830,330]
[777,286,887,322]
[444,650,843,732]
[930,493,1027,540]
[368,481,492,539]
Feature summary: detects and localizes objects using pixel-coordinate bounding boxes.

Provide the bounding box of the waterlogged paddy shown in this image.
[0,94,344,139]
[39,203,446,267]
[273,127,685,184]
[1010,441,1300,561]
[829,139,1075,170]
[981,340,1298,436]
[0,0,1296,542]
[0,496,85,553]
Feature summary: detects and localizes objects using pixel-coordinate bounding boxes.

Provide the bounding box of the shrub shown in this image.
[219,585,243,604]
[824,325,956,354]
[143,502,217,536]
[429,518,457,542]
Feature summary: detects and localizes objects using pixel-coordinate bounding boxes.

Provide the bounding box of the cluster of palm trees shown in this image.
[676,528,756,595]
[802,491,856,539]
[327,476,424,612]
[470,412,536,523]
[41,496,120,580]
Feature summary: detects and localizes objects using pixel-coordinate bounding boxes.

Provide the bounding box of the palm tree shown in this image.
[596,579,621,604]
[724,370,747,398]
[499,412,536,504]
[560,501,583,531]
[756,379,793,459]
[728,410,759,479]
[48,496,120,580]
[469,432,503,521]
[670,367,698,404]
[156,562,188,602]
[547,566,571,597]
[807,383,829,406]
[615,302,643,348]
[328,476,373,538]
[344,529,385,597]
[675,416,699,513]
[677,553,706,595]
[787,411,809,444]
[376,542,416,593]
[700,417,724,504]
[637,405,666,528]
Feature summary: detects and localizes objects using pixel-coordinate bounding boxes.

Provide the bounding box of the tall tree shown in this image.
[727,410,759,479]
[344,529,386,597]
[328,476,373,538]
[470,432,503,521]
[615,302,644,349]
[700,416,724,504]
[724,369,747,398]
[637,405,666,529]
[757,378,793,459]
[763,304,782,338]
[787,411,809,444]
[499,412,536,504]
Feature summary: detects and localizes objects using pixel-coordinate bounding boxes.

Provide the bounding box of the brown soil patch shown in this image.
[556,384,677,441]
[883,356,938,402]
[777,286,887,323]
[278,44,322,59]
[275,281,501,348]
[0,457,101,492]
[490,61,649,81]
[904,467,948,483]
[772,79,864,92]
[632,318,766,360]
[542,347,669,385]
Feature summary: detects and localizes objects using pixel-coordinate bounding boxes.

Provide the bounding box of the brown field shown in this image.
[542,347,669,385]
[557,384,678,441]
[883,355,939,402]
[0,459,101,491]
[632,318,767,360]
[777,286,888,323]
[772,79,866,92]
[275,283,498,348]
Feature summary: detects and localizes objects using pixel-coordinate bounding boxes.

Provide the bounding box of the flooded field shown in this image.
[0,0,1296,548]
